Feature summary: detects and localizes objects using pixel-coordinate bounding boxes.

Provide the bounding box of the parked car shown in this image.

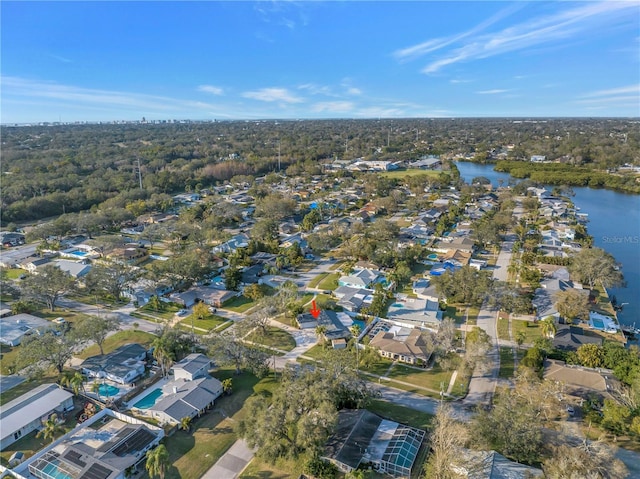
[566,405,575,416]
[177,309,189,316]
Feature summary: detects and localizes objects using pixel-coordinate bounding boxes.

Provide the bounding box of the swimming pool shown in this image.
[40,461,74,479]
[98,384,120,397]
[69,250,88,257]
[132,388,163,409]
[391,303,404,308]
[427,253,438,260]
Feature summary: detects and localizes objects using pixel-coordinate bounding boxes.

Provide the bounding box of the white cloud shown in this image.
[406,1,638,74]
[242,87,304,103]
[393,3,524,62]
[298,83,334,96]
[311,101,354,113]
[450,79,473,84]
[346,87,362,96]
[1,76,221,115]
[198,85,224,95]
[476,89,511,95]
[582,84,640,98]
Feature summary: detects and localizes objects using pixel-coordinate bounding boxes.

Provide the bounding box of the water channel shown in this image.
[455,161,640,327]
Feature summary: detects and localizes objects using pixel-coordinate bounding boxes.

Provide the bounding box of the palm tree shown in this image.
[91,381,102,400]
[61,372,85,396]
[515,331,526,350]
[146,445,170,479]
[350,324,362,375]
[222,378,233,396]
[152,337,175,377]
[180,416,192,432]
[315,325,327,346]
[540,316,557,339]
[37,414,64,443]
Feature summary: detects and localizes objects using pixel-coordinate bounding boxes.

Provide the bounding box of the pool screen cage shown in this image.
[29,451,81,479]
[377,425,425,477]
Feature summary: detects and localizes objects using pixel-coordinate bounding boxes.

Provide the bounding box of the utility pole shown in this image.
[136,158,143,190]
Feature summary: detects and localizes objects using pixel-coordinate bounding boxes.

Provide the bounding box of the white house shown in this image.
[0,383,74,449]
[171,353,211,381]
[0,314,55,346]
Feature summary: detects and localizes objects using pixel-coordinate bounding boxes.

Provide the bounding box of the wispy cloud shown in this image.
[476,89,511,95]
[576,84,640,106]
[450,79,473,84]
[198,85,224,95]
[49,54,72,63]
[311,101,355,113]
[1,76,221,115]
[393,3,524,62]
[396,2,637,74]
[242,87,303,103]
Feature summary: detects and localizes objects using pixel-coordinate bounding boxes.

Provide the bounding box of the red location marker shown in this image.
[310,299,321,319]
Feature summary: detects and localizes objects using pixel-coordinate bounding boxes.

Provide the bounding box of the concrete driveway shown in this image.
[201,439,256,479]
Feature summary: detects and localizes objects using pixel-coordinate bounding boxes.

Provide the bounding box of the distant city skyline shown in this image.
[1,1,639,123]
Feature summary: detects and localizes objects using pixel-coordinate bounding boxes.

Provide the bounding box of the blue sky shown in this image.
[1,1,639,123]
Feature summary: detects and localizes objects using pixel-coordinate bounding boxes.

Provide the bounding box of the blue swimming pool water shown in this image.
[391,303,404,308]
[133,388,163,409]
[70,250,88,257]
[98,384,120,397]
[41,462,74,479]
[427,253,438,260]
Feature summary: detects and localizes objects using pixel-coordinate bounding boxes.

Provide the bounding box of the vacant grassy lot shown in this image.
[4,268,26,279]
[239,456,306,479]
[512,320,542,344]
[0,370,60,406]
[388,364,453,393]
[138,302,182,320]
[317,272,340,291]
[76,330,157,359]
[368,399,434,430]
[246,327,296,352]
[222,295,256,313]
[498,346,517,379]
[178,314,227,332]
[379,169,445,179]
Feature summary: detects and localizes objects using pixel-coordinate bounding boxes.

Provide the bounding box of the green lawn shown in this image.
[0,344,20,375]
[512,320,542,344]
[498,346,517,379]
[387,364,453,393]
[222,295,257,313]
[379,169,445,179]
[246,327,296,352]
[317,272,340,291]
[4,268,26,279]
[240,457,305,479]
[138,302,182,320]
[497,316,510,340]
[307,272,328,289]
[75,330,157,359]
[368,399,433,430]
[0,371,61,406]
[328,261,344,271]
[178,314,227,332]
[444,305,478,326]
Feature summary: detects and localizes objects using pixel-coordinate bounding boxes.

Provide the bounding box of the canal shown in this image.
[456,161,640,327]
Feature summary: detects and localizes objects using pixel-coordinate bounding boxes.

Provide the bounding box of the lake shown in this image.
[456,161,640,327]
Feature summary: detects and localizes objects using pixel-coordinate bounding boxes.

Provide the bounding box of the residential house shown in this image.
[211,233,250,254]
[0,314,55,346]
[123,279,173,305]
[412,279,440,302]
[297,310,353,346]
[530,155,547,163]
[338,268,384,289]
[407,155,441,169]
[20,256,51,273]
[333,285,374,312]
[322,409,425,478]
[241,264,264,285]
[543,359,614,402]
[370,326,430,366]
[11,409,164,479]
[552,325,603,352]
[451,449,544,478]
[54,259,91,278]
[385,297,443,329]
[192,286,239,308]
[171,353,211,381]
[532,277,589,320]
[80,344,148,385]
[143,376,223,426]
[0,383,74,449]
[433,237,475,255]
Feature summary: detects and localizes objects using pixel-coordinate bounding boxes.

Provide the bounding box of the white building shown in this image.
[0,383,74,449]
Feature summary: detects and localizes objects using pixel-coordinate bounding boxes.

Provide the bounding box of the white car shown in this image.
[177,309,189,316]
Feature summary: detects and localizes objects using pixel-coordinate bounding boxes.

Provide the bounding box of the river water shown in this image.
[456,161,640,327]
